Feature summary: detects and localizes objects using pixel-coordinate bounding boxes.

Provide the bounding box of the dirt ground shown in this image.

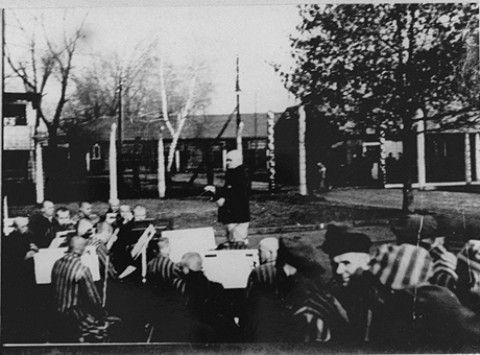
[10,193,401,228]
[9,192,400,250]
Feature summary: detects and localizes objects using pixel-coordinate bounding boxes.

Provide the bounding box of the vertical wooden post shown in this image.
[475,133,480,181]
[236,121,244,159]
[465,133,472,184]
[158,133,166,198]
[266,111,276,191]
[85,152,91,172]
[235,55,243,157]
[222,148,227,171]
[3,195,8,220]
[298,105,307,196]
[109,123,118,201]
[175,149,181,172]
[35,142,45,204]
[416,110,426,190]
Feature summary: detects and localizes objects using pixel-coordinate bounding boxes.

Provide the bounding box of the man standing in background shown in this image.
[205,150,251,245]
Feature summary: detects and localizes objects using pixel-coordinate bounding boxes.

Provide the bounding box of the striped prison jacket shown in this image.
[370,243,433,290]
[146,255,185,294]
[86,236,118,280]
[288,277,350,343]
[428,243,458,291]
[51,252,102,314]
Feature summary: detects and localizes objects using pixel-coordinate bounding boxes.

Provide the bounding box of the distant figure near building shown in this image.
[205,150,251,245]
[317,162,327,191]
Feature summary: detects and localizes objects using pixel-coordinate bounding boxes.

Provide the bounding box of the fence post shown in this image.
[415,110,426,190]
[109,123,118,201]
[465,133,472,184]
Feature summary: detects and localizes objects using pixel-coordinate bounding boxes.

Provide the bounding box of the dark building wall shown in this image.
[274,105,342,190]
[80,138,269,176]
[425,133,466,182]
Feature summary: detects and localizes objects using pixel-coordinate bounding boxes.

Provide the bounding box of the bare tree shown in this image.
[6,11,87,149]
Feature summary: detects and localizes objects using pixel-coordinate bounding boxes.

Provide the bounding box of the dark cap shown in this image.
[321,231,372,258]
[278,236,324,274]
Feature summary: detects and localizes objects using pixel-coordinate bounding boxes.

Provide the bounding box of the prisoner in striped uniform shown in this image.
[146,237,183,292]
[390,214,458,290]
[88,222,118,280]
[322,228,376,343]
[51,236,108,342]
[245,237,280,298]
[245,262,278,299]
[244,236,335,342]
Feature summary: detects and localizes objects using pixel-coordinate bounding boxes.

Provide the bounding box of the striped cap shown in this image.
[370,243,433,290]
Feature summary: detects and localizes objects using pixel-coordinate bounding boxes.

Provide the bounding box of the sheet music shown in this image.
[162,227,217,263]
[33,246,100,284]
[202,249,259,289]
[130,224,156,259]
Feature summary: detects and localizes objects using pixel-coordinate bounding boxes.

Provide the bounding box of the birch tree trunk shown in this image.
[35,142,45,204]
[159,56,175,137]
[298,105,307,196]
[158,133,166,198]
[166,70,197,172]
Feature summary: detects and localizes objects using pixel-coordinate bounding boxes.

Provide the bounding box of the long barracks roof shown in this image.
[75,113,281,142]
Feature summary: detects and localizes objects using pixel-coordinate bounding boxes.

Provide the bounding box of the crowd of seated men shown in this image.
[2,199,480,351]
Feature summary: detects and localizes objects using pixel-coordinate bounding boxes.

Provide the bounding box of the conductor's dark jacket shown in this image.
[217,165,250,224]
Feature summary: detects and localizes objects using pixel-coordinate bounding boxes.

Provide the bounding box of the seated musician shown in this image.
[29,200,57,249]
[73,201,99,227]
[51,236,112,342]
[258,237,279,265]
[243,236,347,342]
[146,238,182,292]
[78,219,117,281]
[110,205,136,273]
[177,252,239,342]
[133,205,147,222]
[103,198,122,228]
[54,207,75,232]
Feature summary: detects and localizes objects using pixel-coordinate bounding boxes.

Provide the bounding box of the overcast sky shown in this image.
[5,5,301,115]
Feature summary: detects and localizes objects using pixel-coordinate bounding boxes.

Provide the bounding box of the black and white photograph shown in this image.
[1,0,480,353]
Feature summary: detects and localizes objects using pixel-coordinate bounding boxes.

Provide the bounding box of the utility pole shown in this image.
[236,55,241,130]
[235,55,243,154]
[117,72,124,193]
[118,73,124,144]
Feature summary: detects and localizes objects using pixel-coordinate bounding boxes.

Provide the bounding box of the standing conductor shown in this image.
[205,150,250,245]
